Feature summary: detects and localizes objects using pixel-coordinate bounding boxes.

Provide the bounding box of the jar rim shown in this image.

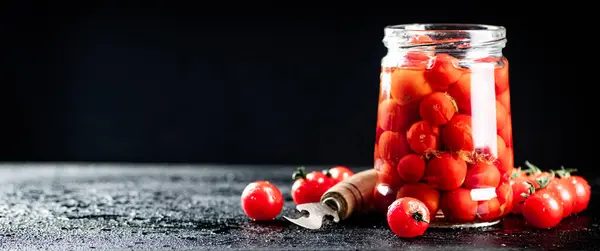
[383,23,506,49]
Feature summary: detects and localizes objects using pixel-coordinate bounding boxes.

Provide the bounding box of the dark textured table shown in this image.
[0,164,598,250]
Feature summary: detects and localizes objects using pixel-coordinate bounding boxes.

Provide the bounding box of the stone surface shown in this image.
[0,164,598,250]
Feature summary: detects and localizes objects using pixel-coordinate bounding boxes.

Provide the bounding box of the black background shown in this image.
[2,2,588,176]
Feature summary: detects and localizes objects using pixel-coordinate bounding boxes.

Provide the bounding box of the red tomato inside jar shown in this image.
[373,24,513,225]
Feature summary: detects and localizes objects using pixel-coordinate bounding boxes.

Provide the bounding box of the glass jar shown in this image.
[373,24,513,227]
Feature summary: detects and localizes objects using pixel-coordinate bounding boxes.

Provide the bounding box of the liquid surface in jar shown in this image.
[374,50,513,223]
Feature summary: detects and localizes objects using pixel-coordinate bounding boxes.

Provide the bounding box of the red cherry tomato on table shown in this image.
[423,152,467,191]
[546,179,576,218]
[387,197,431,238]
[397,182,440,215]
[324,166,354,184]
[522,190,563,229]
[241,181,284,221]
[554,167,591,214]
[291,167,336,205]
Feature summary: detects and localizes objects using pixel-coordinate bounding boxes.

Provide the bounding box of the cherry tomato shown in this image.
[424,53,464,91]
[291,167,336,205]
[409,34,434,44]
[546,179,576,218]
[522,190,563,229]
[423,152,467,190]
[441,114,474,152]
[419,92,457,126]
[324,166,354,184]
[375,160,403,189]
[440,188,477,222]
[564,175,591,214]
[463,162,501,189]
[378,99,420,133]
[495,135,507,161]
[387,197,430,238]
[477,198,501,222]
[397,154,426,183]
[495,100,508,131]
[494,57,510,94]
[498,116,513,147]
[241,181,284,220]
[447,72,472,114]
[390,68,433,105]
[406,120,440,154]
[496,146,514,176]
[397,182,440,215]
[509,177,535,214]
[378,131,411,166]
[496,183,513,216]
[496,89,511,112]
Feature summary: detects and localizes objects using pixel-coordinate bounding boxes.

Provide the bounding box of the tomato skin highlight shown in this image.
[424,53,464,91]
[567,176,591,214]
[419,92,457,126]
[397,182,441,215]
[387,197,431,238]
[522,190,563,229]
[396,154,426,183]
[390,68,433,105]
[291,170,336,205]
[441,114,474,152]
[463,162,501,189]
[325,166,354,184]
[440,188,477,222]
[406,120,440,154]
[546,179,576,218]
[241,181,284,221]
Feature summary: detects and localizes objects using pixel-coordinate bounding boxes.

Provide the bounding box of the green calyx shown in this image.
[412,211,430,223]
[292,166,307,180]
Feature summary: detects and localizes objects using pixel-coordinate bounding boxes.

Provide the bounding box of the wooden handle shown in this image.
[320,169,377,220]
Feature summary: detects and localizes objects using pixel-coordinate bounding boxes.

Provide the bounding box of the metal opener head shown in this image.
[283,202,340,229]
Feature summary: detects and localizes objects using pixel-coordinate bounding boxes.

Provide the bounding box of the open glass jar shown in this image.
[373,24,514,227]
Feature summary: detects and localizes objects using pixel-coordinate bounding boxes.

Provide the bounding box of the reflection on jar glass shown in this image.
[373,24,514,226]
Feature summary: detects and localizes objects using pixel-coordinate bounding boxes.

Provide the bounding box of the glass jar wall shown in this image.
[373,24,513,225]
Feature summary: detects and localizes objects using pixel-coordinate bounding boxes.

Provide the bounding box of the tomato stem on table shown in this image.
[523,160,542,174]
[411,211,430,223]
[292,166,308,180]
[554,166,578,178]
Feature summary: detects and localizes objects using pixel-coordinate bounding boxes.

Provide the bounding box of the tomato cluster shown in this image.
[510,161,591,229]
[291,166,354,204]
[375,52,513,223]
[240,166,354,221]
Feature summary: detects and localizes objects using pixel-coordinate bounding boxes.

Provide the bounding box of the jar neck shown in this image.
[387,46,504,61]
